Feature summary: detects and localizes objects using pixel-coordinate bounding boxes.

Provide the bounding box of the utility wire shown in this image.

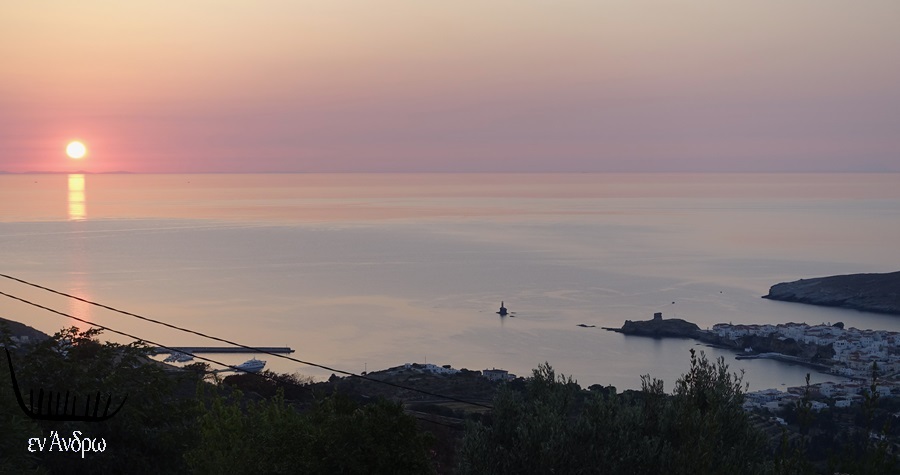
[0,289,280,379]
[0,273,493,409]
[0,289,465,430]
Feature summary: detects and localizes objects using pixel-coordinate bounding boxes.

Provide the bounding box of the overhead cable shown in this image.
[0,273,493,409]
[0,290,467,429]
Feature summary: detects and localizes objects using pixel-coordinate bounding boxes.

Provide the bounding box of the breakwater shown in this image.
[152,347,294,354]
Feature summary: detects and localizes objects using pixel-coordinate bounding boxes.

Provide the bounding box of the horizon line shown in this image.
[3,170,899,175]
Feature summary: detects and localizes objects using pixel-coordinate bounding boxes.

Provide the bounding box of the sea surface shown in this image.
[1,173,899,391]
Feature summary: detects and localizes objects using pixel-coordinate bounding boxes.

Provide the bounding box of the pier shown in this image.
[734,352,831,371]
[152,346,294,355]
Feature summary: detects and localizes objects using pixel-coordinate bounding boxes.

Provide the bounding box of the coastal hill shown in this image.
[0,316,50,343]
[763,271,900,315]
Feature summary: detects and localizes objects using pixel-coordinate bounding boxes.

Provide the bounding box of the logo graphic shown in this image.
[4,349,126,422]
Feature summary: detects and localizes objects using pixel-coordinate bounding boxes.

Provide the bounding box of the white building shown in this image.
[483,368,514,382]
[404,363,460,375]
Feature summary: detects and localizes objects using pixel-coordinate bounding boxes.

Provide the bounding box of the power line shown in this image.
[1,289,273,378]
[0,273,493,410]
[0,289,467,430]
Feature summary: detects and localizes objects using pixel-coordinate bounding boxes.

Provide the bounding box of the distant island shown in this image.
[763,271,900,315]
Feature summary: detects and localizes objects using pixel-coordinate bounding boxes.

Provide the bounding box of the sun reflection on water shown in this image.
[68,174,86,220]
[66,174,90,329]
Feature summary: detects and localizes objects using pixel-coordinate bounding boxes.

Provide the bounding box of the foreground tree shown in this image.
[458,352,772,474]
[827,362,899,475]
[1,330,46,474]
[650,349,770,474]
[187,390,435,474]
[4,327,202,474]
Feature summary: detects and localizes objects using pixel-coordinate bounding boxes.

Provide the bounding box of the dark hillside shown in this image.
[0,316,50,343]
[764,271,900,315]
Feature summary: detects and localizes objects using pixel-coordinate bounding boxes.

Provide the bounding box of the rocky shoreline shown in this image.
[605,315,838,375]
[763,271,900,315]
[603,316,713,342]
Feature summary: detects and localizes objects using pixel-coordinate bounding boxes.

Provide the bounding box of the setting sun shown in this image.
[66,141,87,159]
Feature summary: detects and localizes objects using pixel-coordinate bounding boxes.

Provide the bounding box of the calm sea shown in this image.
[1,173,899,391]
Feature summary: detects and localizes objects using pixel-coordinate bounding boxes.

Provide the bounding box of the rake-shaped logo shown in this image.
[4,348,127,422]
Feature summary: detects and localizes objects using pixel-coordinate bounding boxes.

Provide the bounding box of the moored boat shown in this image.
[234,357,266,373]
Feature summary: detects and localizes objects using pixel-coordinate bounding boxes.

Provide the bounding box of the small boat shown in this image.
[234,358,266,373]
[164,352,194,363]
[497,301,508,316]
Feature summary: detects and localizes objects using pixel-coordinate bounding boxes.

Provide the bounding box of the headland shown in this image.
[763,271,900,315]
[605,313,900,380]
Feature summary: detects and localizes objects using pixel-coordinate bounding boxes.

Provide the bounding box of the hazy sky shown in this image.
[2,1,898,173]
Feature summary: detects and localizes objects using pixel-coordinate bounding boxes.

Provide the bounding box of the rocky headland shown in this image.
[605,316,835,368]
[763,271,900,315]
[604,316,710,341]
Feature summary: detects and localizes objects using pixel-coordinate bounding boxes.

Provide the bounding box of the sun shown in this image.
[66,141,87,159]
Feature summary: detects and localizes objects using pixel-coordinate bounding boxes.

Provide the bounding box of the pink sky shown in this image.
[1,1,898,173]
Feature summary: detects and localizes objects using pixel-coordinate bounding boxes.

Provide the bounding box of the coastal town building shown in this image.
[711,320,900,416]
[403,362,460,375]
[712,322,900,381]
[391,362,519,381]
[483,368,515,382]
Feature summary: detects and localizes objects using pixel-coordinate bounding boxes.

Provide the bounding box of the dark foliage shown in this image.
[458,352,772,475]
[186,389,435,474]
